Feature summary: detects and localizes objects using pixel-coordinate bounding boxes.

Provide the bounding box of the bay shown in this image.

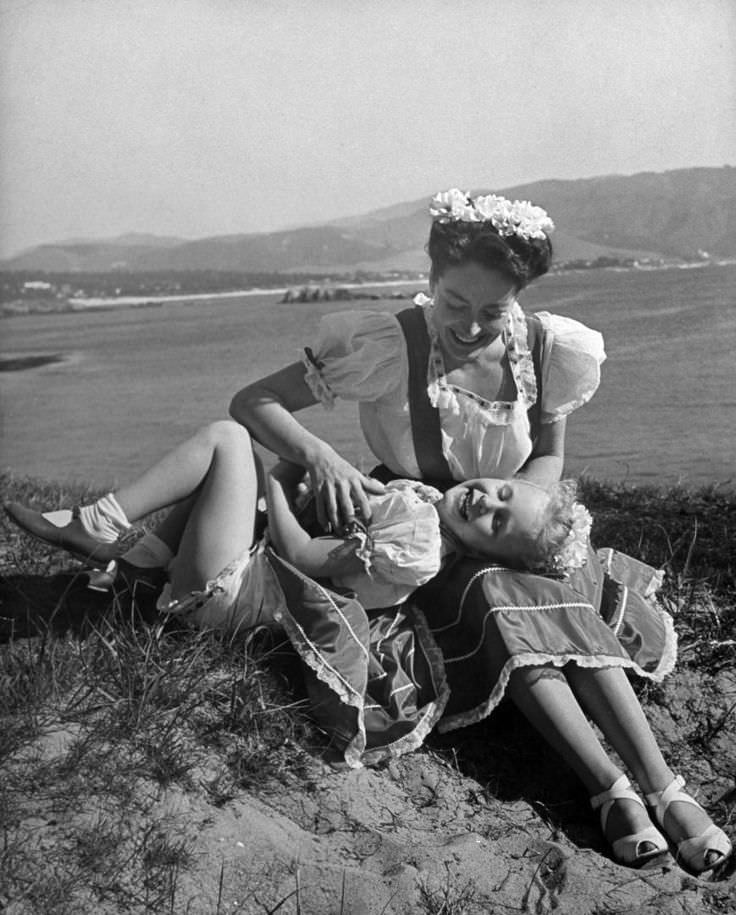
[1,263,735,490]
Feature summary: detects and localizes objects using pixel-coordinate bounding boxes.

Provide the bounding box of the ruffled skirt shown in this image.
[416,548,676,732]
[156,543,676,768]
[262,546,676,766]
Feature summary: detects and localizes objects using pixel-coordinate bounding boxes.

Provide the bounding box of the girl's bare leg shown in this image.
[5,420,261,565]
[146,496,196,554]
[166,421,261,598]
[112,421,258,522]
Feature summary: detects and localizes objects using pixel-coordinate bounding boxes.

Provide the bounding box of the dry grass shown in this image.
[580,477,736,674]
[0,472,329,913]
[1,471,734,912]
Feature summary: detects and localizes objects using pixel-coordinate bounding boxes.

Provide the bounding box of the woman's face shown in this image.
[436,478,549,566]
[431,261,518,363]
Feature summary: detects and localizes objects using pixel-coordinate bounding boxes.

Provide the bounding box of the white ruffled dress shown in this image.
[302,295,606,479]
[156,480,445,634]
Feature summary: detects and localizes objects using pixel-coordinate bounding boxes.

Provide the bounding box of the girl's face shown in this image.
[431,262,517,363]
[436,478,549,566]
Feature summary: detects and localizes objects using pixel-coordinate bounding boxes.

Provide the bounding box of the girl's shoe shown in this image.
[85,559,167,596]
[4,502,124,563]
[645,775,733,874]
[591,774,670,867]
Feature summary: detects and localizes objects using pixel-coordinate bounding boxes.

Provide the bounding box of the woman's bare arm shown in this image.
[230,362,384,529]
[514,417,566,487]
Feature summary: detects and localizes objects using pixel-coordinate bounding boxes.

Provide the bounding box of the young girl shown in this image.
[5,421,731,875]
[4,420,577,629]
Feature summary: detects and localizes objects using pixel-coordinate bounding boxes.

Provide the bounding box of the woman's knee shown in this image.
[511,664,568,688]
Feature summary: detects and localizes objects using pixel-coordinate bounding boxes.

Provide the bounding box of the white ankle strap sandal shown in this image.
[645,775,732,874]
[591,774,668,867]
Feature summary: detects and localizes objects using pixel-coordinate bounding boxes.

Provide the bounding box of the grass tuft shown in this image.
[581,477,735,673]
[1,473,327,912]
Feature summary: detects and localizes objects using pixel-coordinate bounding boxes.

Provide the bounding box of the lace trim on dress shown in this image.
[156,542,258,618]
[505,302,538,406]
[273,581,368,768]
[276,595,449,767]
[414,293,538,418]
[540,391,597,425]
[302,348,336,409]
[437,619,678,734]
[360,607,450,766]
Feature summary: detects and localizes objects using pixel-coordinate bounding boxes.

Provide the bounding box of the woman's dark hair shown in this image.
[427,218,553,290]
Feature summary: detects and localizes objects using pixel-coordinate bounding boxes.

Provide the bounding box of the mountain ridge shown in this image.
[4,166,734,274]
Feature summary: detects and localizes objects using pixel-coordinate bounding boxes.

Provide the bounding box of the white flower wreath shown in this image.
[430,188,554,241]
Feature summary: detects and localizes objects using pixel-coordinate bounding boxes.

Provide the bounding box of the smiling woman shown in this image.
[230,188,606,530]
[428,262,517,369]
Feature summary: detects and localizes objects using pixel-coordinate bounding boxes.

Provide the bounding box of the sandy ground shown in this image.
[137,667,736,913]
[6,663,734,914]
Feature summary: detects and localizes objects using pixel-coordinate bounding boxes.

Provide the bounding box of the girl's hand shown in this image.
[308,449,385,531]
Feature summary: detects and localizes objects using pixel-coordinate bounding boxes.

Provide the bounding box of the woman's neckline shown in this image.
[419,296,532,410]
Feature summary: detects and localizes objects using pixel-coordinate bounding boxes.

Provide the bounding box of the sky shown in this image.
[1,0,735,258]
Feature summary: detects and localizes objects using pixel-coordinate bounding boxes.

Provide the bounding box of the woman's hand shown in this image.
[307,447,385,532]
[230,361,384,529]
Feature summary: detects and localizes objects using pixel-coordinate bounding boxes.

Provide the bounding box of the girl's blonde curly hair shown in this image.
[524,479,592,573]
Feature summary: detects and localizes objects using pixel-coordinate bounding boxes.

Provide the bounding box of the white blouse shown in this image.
[303,295,605,480]
[330,480,444,608]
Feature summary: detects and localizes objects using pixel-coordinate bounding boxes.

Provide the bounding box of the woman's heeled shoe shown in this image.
[591,775,670,867]
[645,775,733,874]
[4,502,124,563]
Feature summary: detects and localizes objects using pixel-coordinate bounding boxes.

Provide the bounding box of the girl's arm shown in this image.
[230,362,384,530]
[514,417,566,487]
[265,459,366,579]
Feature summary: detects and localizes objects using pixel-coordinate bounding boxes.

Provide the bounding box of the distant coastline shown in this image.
[3,258,734,318]
[0,278,421,317]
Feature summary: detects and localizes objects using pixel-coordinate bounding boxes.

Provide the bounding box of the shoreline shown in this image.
[65,278,423,309]
[4,259,735,315]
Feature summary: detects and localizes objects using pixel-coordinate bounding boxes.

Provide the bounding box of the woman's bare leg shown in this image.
[565,665,716,847]
[507,666,621,791]
[506,666,655,842]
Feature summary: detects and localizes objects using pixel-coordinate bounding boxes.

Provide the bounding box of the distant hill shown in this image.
[3,166,734,274]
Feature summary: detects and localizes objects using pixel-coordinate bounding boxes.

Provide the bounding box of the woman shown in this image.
[10,191,730,873]
[227,189,731,874]
[229,188,605,530]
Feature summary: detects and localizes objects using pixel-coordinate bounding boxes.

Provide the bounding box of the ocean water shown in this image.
[1,263,735,490]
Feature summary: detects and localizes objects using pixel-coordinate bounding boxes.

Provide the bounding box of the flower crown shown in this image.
[552,502,593,572]
[430,188,554,241]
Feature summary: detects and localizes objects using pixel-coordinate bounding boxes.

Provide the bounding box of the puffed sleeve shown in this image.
[302,310,404,408]
[535,312,606,423]
[351,490,443,589]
